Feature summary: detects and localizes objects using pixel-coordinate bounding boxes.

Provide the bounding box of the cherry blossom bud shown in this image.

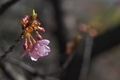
[30,35,36,44]
[36,31,42,40]
[31,9,37,20]
[28,39,33,48]
[37,27,45,32]
[23,38,28,50]
[23,15,29,21]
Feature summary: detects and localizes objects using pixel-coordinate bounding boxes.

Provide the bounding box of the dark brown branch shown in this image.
[62,34,82,70]
[62,53,75,70]
[51,0,69,53]
[0,0,20,15]
[0,0,21,60]
[92,25,120,57]
[8,58,46,79]
[61,25,120,80]
[7,58,62,80]
[79,34,93,80]
[0,32,24,60]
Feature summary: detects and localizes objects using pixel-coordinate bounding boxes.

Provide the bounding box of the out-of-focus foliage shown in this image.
[88,5,120,34]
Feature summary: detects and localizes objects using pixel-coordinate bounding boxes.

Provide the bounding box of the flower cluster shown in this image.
[20,10,50,61]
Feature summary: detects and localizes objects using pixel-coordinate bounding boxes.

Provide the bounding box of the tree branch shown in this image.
[0,32,24,60]
[79,34,93,80]
[0,0,20,15]
[8,58,46,79]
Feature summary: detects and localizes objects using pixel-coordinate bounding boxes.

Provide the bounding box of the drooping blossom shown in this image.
[20,10,50,61]
[21,39,50,61]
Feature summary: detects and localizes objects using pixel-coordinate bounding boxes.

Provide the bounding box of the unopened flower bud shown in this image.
[30,35,36,44]
[21,15,29,29]
[23,38,28,50]
[23,15,29,21]
[31,9,37,20]
[28,41,33,48]
[36,31,42,40]
[37,27,45,32]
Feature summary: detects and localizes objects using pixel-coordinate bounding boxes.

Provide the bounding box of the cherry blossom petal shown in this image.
[38,39,50,45]
[30,57,38,61]
[20,52,27,58]
[44,46,51,52]
[29,51,41,61]
[40,52,48,57]
[37,46,44,52]
[21,39,50,61]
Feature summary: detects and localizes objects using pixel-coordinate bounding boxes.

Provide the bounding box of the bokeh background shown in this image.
[0,0,120,80]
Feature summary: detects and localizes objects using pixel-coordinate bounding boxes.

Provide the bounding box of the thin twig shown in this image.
[62,34,82,70]
[62,53,75,70]
[7,58,46,79]
[0,0,20,15]
[7,58,62,80]
[0,32,24,60]
[79,34,93,80]
[0,0,21,60]
[56,52,76,79]
[51,0,68,53]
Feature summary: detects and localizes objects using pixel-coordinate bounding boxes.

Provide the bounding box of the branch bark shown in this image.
[0,0,20,15]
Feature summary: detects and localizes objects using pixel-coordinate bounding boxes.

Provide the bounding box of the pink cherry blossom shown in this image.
[21,39,50,61]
